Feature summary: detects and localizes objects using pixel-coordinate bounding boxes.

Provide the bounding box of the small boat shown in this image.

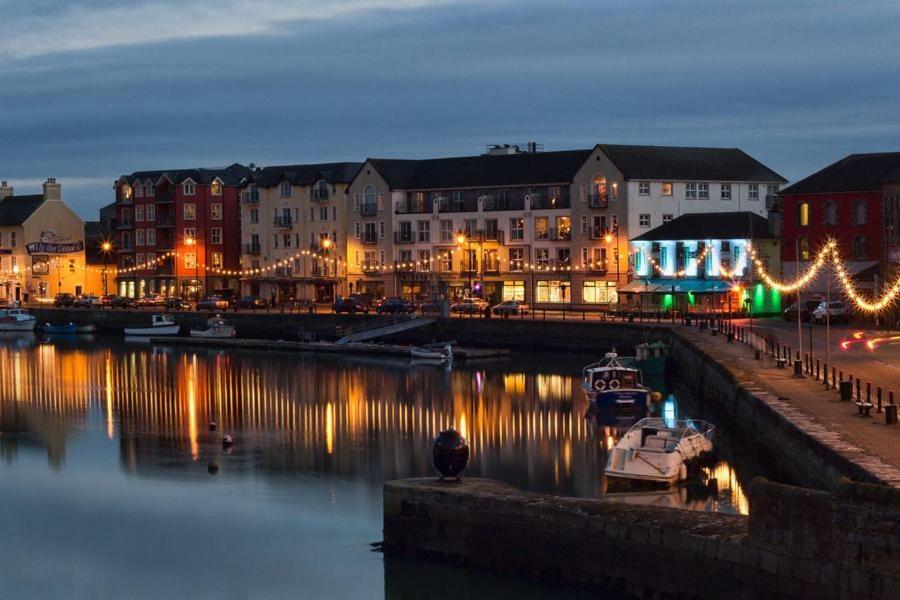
[410,344,453,361]
[123,314,181,336]
[619,342,671,378]
[43,323,77,334]
[190,315,236,338]
[75,324,97,334]
[0,308,37,332]
[605,418,715,486]
[581,352,651,408]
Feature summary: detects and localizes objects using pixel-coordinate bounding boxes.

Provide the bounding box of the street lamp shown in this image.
[185,236,198,300]
[456,231,470,298]
[101,241,112,296]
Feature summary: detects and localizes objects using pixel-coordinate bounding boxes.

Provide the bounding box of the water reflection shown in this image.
[0,335,751,514]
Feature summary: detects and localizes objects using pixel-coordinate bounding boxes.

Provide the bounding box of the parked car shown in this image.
[782,300,822,322]
[450,298,490,314]
[812,301,850,324]
[492,300,529,316]
[375,297,414,315]
[137,294,166,307]
[332,295,370,314]
[109,295,137,309]
[418,299,447,314]
[53,293,76,307]
[74,295,100,308]
[98,294,115,307]
[164,297,185,310]
[237,296,268,310]
[196,295,229,310]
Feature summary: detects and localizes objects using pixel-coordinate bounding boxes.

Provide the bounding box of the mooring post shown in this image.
[877,387,883,413]
[832,367,837,389]
[856,378,861,402]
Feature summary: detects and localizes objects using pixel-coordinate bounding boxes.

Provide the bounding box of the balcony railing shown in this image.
[394,231,415,244]
[117,220,133,229]
[156,261,176,275]
[312,188,330,201]
[241,190,260,204]
[585,262,608,274]
[361,231,379,244]
[535,227,571,241]
[362,263,382,274]
[155,191,174,203]
[274,267,293,278]
[156,215,174,227]
[483,198,525,212]
[274,216,293,228]
[242,243,261,254]
[438,199,478,213]
[360,203,378,217]
[587,193,609,209]
[395,200,431,214]
[531,194,571,210]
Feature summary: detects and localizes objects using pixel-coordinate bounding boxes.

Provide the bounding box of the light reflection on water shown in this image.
[0,334,754,598]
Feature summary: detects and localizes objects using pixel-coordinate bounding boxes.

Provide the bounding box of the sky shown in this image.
[2,0,900,218]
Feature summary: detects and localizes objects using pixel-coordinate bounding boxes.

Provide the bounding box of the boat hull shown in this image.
[410,346,451,360]
[189,326,236,338]
[123,325,181,336]
[75,325,97,334]
[585,387,650,408]
[43,324,77,334]
[0,319,37,332]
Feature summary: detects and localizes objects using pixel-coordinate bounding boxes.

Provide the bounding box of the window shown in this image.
[332,206,337,220]
[766,184,779,198]
[639,214,650,228]
[824,200,838,226]
[136,253,144,266]
[583,281,617,304]
[146,229,156,246]
[698,183,709,200]
[136,229,145,246]
[310,206,315,222]
[502,281,525,302]
[10,231,16,247]
[211,252,223,268]
[146,205,155,222]
[182,181,195,196]
[721,184,732,200]
[135,205,145,221]
[441,250,453,272]
[211,203,222,220]
[509,248,525,271]
[749,184,759,201]
[592,175,608,204]
[798,237,810,261]
[184,253,197,268]
[662,214,673,223]
[418,250,431,271]
[363,185,376,211]
[557,247,571,266]
[535,280,570,303]
[283,234,292,248]
[685,183,696,199]
[417,220,430,243]
[798,202,810,227]
[510,218,524,241]
[661,182,673,196]
[485,219,498,241]
[135,184,143,198]
[639,181,650,196]
[399,250,413,264]
[464,219,477,236]
[145,183,154,197]
[280,181,292,198]
[853,201,867,225]
[535,248,550,267]
[211,227,222,244]
[853,235,868,260]
[183,203,196,220]
[534,217,549,240]
[211,181,222,196]
[319,206,328,221]
[184,227,196,239]
[440,220,454,242]
[249,208,259,224]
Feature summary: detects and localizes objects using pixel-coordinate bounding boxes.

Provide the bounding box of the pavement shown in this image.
[678,321,900,487]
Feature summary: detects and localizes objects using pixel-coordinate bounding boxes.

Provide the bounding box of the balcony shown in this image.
[241,190,260,204]
[360,203,378,217]
[483,198,525,212]
[535,227,571,241]
[589,226,611,240]
[438,199,478,213]
[394,230,415,244]
[312,188,330,202]
[117,220,133,230]
[395,200,431,214]
[274,216,293,228]
[361,231,379,245]
[530,194,571,210]
[274,267,293,278]
[155,191,174,204]
[242,243,261,254]
[156,238,175,251]
[156,261,175,275]
[585,262,608,274]
[483,230,505,244]
[156,215,175,227]
[362,263,382,275]
[587,193,609,209]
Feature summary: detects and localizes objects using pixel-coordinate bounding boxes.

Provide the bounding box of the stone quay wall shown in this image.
[383,477,900,599]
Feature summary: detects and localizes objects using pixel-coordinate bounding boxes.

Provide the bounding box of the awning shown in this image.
[694,280,735,294]
[620,278,715,294]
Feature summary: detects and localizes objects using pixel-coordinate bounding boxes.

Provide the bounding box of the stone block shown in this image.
[791,557,819,584]
[759,549,779,574]
[741,546,759,569]
[718,540,743,564]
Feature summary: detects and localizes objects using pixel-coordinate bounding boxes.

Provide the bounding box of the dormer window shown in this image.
[211,180,223,196]
[280,181,292,198]
[183,181,196,196]
[145,183,154,197]
[135,183,143,198]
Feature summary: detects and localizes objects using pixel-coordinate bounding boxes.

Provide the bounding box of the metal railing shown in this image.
[241,191,260,204]
[394,231,415,244]
[242,243,261,254]
[361,231,379,244]
[273,216,293,228]
[155,215,174,227]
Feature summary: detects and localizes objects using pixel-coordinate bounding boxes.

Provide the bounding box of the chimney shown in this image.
[43,177,61,201]
[0,181,12,200]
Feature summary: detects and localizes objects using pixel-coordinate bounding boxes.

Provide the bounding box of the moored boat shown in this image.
[0,308,37,332]
[581,352,651,408]
[189,315,236,338]
[409,344,453,361]
[619,342,671,378]
[605,417,715,486]
[75,324,97,334]
[123,314,180,336]
[43,323,77,334]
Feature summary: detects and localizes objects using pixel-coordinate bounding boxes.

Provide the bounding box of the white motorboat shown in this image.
[190,315,236,338]
[409,344,452,361]
[605,418,715,486]
[0,308,37,332]
[582,352,651,408]
[123,314,181,336]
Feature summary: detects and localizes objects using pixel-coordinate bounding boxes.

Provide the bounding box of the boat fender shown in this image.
[608,379,621,390]
[678,463,687,481]
[222,434,233,448]
[594,379,606,391]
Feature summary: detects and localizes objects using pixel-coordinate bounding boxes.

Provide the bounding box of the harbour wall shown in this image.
[383,477,900,599]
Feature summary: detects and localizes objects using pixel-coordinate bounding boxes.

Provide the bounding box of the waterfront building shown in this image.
[83,204,117,296]
[113,164,249,299]
[0,178,86,302]
[238,162,362,303]
[627,211,782,314]
[345,144,785,307]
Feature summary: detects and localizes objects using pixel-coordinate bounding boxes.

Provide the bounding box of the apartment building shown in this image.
[238,162,362,302]
[113,163,249,299]
[0,178,86,302]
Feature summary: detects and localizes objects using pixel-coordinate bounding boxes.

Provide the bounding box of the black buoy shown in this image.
[432,428,470,481]
[209,421,217,432]
[208,463,219,475]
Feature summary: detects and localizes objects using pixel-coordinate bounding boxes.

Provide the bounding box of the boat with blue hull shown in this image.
[43,323,77,335]
[581,352,651,409]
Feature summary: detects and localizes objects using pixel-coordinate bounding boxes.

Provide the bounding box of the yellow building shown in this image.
[0,178,86,302]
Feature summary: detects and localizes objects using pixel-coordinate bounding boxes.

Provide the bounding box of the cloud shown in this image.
[0,0,475,60]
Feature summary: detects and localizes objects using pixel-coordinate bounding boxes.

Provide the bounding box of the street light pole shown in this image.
[796,237,802,363]
[102,241,112,296]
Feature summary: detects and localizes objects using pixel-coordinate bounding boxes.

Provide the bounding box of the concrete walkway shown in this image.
[676,324,900,487]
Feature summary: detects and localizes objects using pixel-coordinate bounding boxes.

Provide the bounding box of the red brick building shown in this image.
[113,164,249,299]
[779,153,900,291]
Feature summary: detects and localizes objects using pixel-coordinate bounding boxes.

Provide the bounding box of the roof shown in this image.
[632,212,773,242]
[249,162,362,188]
[598,145,786,183]
[122,162,250,186]
[366,150,594,190]
[0,194,45,226]
[780,152,900,194]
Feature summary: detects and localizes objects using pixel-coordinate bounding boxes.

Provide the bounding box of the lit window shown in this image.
[211,181,222,196]
[183,203,196,220]
[184,253,197,269]
[592,175,608,204]
[798,236,810,260]
[661,182,673,196]
[798,202,809,227]
[211,252,223,268]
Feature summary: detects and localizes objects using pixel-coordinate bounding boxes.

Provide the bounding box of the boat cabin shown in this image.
[151,314,176,326]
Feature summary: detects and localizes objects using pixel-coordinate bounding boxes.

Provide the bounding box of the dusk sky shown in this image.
[2,0,900,218]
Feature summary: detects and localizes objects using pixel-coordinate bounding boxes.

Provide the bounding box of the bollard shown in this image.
[755,348,761,360]
[856,378,861,402]
[877,387,883,413]
[823,363,830,388]
[866,382,871,404]
[793,359,803,378]
[726,331,734,343]
[815,359,820,381]
[831,367,837,389]
[887,404,898,425]
[839,380,852,401]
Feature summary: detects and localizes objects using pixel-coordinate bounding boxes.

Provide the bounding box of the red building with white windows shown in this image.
[779,152,900,292]
[113,164,249,299]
